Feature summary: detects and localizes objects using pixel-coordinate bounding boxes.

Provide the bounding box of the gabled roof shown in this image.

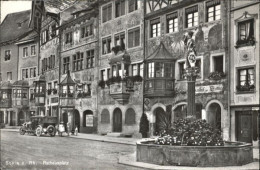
[0,10,32,45]
[146,42,177,61]
[60,71,76,85]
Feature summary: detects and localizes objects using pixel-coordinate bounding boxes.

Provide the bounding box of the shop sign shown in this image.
[195,84,223,94]
[86,115,93,127]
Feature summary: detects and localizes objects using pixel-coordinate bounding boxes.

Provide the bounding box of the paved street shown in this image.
[1,130,142,170]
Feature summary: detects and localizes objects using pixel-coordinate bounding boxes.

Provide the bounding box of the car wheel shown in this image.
[47,125,56,137]
[36,127,42,137]
[19,128,25,135]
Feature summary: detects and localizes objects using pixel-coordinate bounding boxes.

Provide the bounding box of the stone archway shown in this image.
[83,110,94,133]
[206,103,221,131]
[74,109,80,132]
[154,107,167,135]
[172,103,187,122]
[113,108,122,132]
[18,111,25,126]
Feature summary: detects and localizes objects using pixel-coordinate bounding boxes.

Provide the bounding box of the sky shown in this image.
[1,1,32,22]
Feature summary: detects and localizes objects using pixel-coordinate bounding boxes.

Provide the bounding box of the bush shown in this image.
[155,119,224,146]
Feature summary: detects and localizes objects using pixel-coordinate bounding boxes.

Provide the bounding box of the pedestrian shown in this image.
[67,122,71,136]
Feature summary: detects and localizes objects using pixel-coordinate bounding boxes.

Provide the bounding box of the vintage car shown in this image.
[19,116,57,137]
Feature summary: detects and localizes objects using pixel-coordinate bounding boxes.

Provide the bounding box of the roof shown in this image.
[60,71,76,85]
[60,1,96,25]
[0,10,32,45]
[12,80,29,87]
[0,81,13,89]
[16,30,38,44]
[34,75,46,82]
[146,42,177,61]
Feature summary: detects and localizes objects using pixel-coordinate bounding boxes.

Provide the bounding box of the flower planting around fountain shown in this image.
[137,118,253,167]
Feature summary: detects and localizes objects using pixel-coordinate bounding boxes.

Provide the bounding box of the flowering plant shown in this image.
[208,71,225,80]
[155,119,224,146]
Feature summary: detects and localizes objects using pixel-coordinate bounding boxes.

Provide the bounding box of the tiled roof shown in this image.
[0,10,32,45]
[16,30,38,44]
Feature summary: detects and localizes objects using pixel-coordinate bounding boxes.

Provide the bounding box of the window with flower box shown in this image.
[237,67,255,92]
[81,24,93,38]
[102,37,112,55]
[102,4,112,23]
[63,57,70,74]
[237,19,254,46]
[115,0,125,18]
[73,52,83,71]
[128,27,140,48]
[86,50,95,68]
[150,18,160,38]
[23,47,28,57]
[5,50,11,61]
[129,0,138,13]
[206,0,221,22]
[166,12,178,33]
[185,5,198,28]
[65,32,73,44]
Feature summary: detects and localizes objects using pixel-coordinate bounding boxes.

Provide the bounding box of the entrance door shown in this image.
[10,111,14,126]
[237,111,252,143]
[63,112,68,124]
[113,108,122,132]
[18,111,25,126]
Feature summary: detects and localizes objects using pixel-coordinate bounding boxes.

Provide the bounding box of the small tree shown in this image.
[139,113,149,138]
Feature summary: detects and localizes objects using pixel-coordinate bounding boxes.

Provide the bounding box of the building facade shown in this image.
[97,0,144,136]
[143,0,230,140]
[59,1,99,133]
[229,1,259,145]
[0,10,35,127]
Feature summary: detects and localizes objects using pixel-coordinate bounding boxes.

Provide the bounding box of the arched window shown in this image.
[101,109,110,124]
[125,108,136,125]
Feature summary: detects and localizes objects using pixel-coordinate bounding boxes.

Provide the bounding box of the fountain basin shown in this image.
[136,139,253,167]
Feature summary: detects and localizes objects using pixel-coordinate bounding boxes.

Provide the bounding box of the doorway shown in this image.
[62,112,68,124]
[155,107,168,135]
[113,108,122,132]
[236,111,252,143]
[207,103,221,131]
[18,111,25,126]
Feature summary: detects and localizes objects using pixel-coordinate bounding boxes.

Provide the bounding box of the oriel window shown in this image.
[148,62,154,78]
